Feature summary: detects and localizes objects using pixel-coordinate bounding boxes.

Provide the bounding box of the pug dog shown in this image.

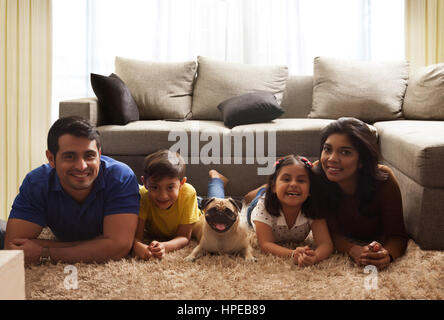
[185,197,256,262]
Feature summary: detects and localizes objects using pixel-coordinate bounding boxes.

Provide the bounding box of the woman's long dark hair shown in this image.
[264,154,324,219]
[316,117,388,217]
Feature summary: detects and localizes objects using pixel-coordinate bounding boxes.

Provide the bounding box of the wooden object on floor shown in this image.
[0,250,25,300]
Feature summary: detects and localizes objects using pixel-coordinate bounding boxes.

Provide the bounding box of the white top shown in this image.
[251,196,313,243]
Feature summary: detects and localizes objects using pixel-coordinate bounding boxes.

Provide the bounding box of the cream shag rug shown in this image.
[26,228,443,300]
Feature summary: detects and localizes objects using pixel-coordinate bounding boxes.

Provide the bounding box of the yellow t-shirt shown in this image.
[139,182,202,239]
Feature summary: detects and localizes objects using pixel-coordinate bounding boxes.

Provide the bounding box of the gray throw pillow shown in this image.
[217,91,284,128]
[308,57,409,123]
[192,56,288,120]
[403,63,444,120]
[90,73,139,125]
[115,56,197,120]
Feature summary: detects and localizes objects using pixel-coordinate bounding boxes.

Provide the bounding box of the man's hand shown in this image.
[149,241,166,259]
[9,238,43,265]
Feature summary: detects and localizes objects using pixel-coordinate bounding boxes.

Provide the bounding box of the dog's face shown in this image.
[202,198,240,233]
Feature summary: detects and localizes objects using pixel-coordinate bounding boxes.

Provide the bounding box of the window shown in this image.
[52,0,404,121]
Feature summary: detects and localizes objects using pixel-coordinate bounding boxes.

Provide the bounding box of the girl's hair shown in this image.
[264,154,324,219]
[316,117,388,217]
[143,149,186,182]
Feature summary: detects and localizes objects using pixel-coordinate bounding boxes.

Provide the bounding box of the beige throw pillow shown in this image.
[308,57,409,123]
[191,56,288,120]
[115,56,197,120]
[403,63,444,120]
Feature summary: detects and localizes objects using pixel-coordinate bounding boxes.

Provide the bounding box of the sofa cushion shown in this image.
[308,57,409,123]
[97,119,336,160]
[90,73,139,125]
[403,63,444,120]
[114,56,197,120]
[217,91,284,128]
[191,56,288,120]
[374,120,444,188]
[280,76,314,119]
[97,120,229,156]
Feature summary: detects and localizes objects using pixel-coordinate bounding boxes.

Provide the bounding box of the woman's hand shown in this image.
[348,245,366,264]
[359,241,391,270]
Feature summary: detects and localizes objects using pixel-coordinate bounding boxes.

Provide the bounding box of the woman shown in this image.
[315,117,408,270]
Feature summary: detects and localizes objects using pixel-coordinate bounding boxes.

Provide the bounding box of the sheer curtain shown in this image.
[405,0,444,73]
[52,0,405,121]
[0,0,52,221]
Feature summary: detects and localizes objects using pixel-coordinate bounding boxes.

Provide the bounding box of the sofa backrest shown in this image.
[280,75,313,119]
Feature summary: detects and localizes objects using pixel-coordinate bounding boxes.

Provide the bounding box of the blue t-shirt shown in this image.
[9,156,140,242]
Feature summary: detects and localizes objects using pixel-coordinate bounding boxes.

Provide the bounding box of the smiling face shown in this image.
[320,133,360,194]
[272,163,310,213]
[46,134,101,202]
[143,176,186,210]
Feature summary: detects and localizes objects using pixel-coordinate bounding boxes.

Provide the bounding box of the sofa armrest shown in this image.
[59,97,104,126]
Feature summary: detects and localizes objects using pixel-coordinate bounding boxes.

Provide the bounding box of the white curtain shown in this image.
[52,0,404,121]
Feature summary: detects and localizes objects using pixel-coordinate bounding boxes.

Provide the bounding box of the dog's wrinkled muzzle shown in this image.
[205,208,237,233]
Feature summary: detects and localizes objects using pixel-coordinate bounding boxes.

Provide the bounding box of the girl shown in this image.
[245,154,333,267]
[316,117,408,270]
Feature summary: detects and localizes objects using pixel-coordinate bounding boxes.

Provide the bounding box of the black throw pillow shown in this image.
[90,73,139,125]
[217,91,285,128]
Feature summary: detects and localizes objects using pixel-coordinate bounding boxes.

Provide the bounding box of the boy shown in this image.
[133,150,201,259]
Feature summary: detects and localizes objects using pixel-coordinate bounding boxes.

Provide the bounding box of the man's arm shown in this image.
[47,213,138,263]
[5,218,81,248]
[8,214,138,264]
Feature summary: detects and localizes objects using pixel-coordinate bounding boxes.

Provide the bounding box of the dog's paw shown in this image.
[245,255,257,262]
[184,255,196,262]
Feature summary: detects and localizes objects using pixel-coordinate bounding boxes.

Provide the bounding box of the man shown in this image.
[3,117,140,264]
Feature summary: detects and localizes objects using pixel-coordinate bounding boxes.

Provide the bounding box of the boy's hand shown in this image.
[149,241,166,259]
[133,241,152,260]
[297,248,317,267]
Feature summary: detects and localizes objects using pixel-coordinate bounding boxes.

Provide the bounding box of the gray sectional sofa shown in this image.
[59,57,444,250]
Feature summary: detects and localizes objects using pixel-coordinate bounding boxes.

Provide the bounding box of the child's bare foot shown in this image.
[244,184,267,204]
[209,170,229,186]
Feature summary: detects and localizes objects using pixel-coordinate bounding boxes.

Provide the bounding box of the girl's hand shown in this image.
[133,241,152,260]
[297,248,317,267]
[291,246,309,265]
[149,241,166,259]
[292,246,311,265]
[359,241,391,270]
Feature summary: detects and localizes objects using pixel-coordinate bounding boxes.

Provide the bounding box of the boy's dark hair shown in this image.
[316,117,388,217]
[264,154,323,219]
[47,116,101,156]
[143,149,186,182]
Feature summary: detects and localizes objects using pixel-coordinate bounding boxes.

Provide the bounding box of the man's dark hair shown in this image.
[47,116,101,156]
[143,149,186,182]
